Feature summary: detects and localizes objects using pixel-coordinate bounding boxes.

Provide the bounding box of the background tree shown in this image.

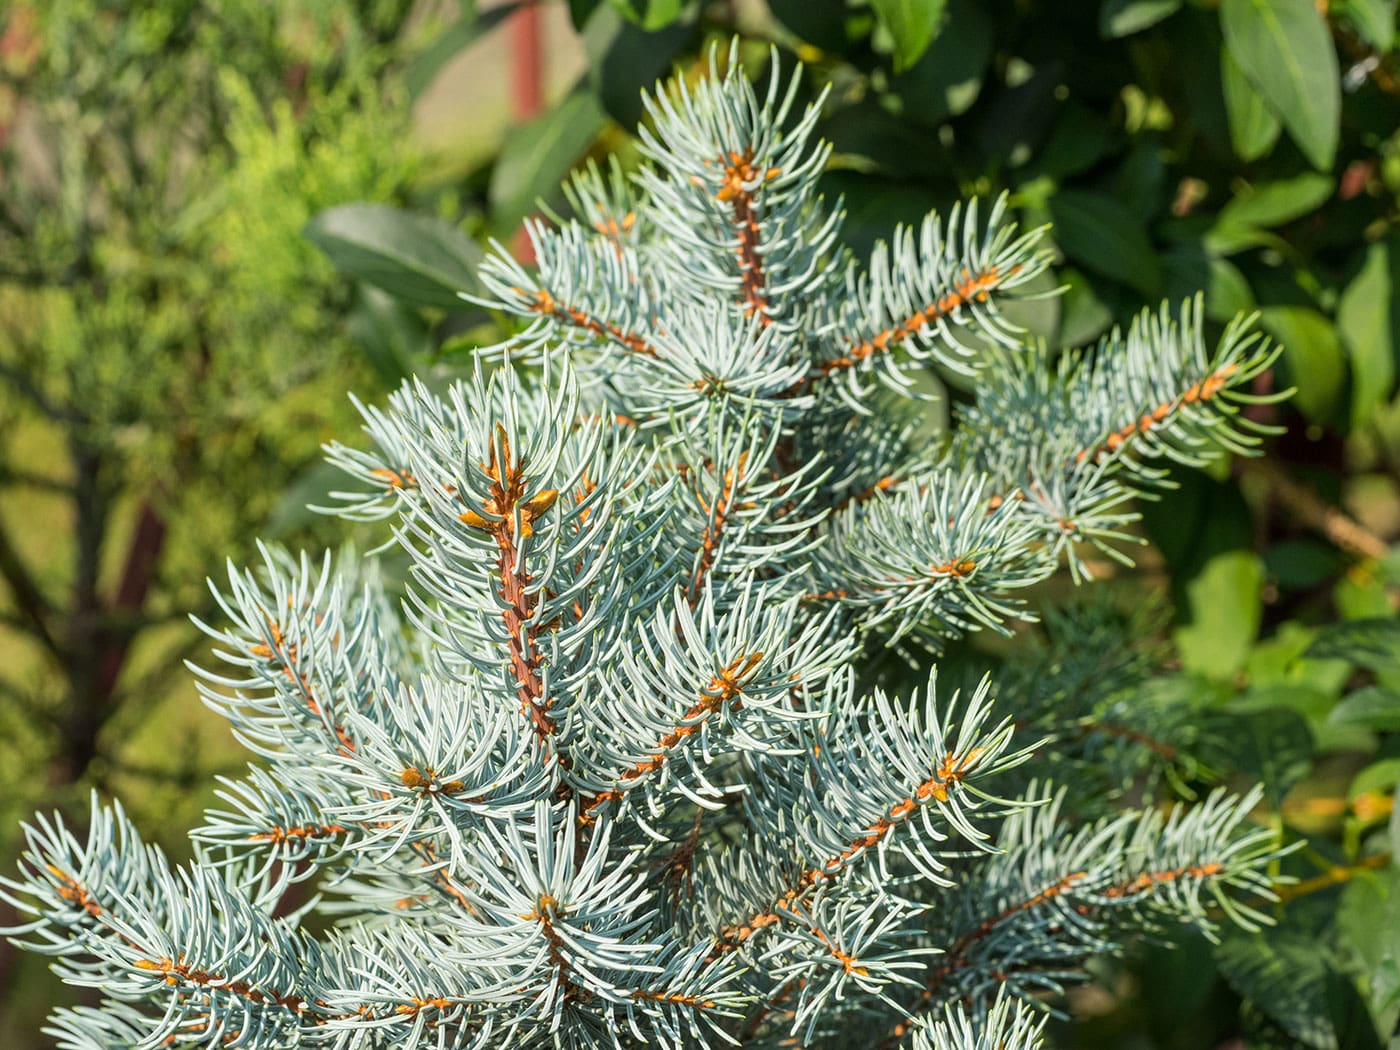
[0,0,452,1035]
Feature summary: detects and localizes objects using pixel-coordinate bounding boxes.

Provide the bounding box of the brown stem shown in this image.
[1241,457,1391,562]
[688,453,748,607]
[461,425,556,744]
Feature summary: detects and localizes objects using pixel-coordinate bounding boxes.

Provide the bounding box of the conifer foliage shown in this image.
[3,48,1290,1048]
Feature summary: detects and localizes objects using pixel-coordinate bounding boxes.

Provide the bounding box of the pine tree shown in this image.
[2,47,1289,1048]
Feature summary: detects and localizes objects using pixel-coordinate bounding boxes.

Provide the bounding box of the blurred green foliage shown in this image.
[0,1,423,1037]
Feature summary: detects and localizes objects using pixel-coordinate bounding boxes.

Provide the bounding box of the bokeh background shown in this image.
[2,0,1399,1045]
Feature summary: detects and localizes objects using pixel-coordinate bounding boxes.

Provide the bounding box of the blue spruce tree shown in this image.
[3,47,1288,1048]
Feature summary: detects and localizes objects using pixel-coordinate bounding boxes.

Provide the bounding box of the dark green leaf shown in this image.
[1220,0,1341,170]
[608,0,683,30]
[266,460,372,539]
[1338,236,1400,430]
[1264,538,1345,589]
[1216,931,1339,1048]
[304,204,485,310]
[1113,142,1167,220]
[769,0,853,51]
[489,91,608,235]
[871,0,948,71]
[1306,618,1400,674]
[1326,966,1385,1050]
[1220,43,1282,161]
[1336,0,1397,50]
[1099,0,1182,38]
[1024,102,1114,180]
[1057,268,1114,348]
[893,0,992,124]
[822,100,953,179]
[1162,246,1256,323]
[1219,173,1336,229]
[1329,685,1400,731]
[584,5,692,128]
[346,284,430,385]
[1174,550,1265,678]
[974,63,1062,167]
[569,0,606,31]
[1260,305,1347,426]
[1049,189,1162,297]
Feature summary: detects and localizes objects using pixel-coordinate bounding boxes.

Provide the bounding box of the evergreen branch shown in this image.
[1072,719,1180,761]
[1070,360,1246,466]
[459,422,557,743]
[890,787,1280,1041]
[711,677,1022,958]
[11,47,1301,1047]
[689,451,748,606]
[0,800,315,1044]
[814,261,1023,380]
[580,649,763,820]
[521,286,658,358]
[716,148,778,324]
[903,994,1048,1050]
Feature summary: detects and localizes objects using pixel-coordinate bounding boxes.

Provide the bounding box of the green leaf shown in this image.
[1349,757,1400,798]
[304,204,485,310]
[406,5,519,100]
[1219,0,1341,170]
[1024,102,1114,181]
[1336,0,1398,51]
[894,0,992,124]
[266,460,373,539]
[1306,618,1400,674]
[1048,189,1162,297]
[1175,550,1265,679]
[568,0,606,30]
[1338,236,1400,430]
[1057,268,1115,348]
[871,0,948,72]
[1339,868,1400,1023]
[489,90,608,236]
[584,5,693,128]
[1219,173,1336,229]
[1265,538,1346,590]
[608,0,683,30]
[769,0,854,51]
[1220,44,1282,162]
[1329,686,1400,732]
[1259,305,1347,426]
[1100,0,1182,38]
[1162,246,1256,323]
[345,284,430,385]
